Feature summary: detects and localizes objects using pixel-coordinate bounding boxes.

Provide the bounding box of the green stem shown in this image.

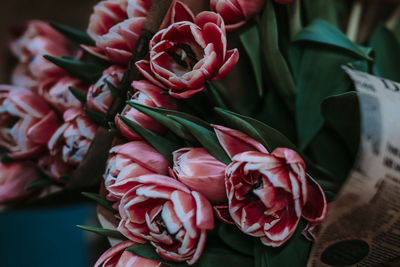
[346,0,363,43]
[287,0,303,40]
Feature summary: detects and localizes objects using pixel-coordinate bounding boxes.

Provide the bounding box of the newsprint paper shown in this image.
[307,68,400,267]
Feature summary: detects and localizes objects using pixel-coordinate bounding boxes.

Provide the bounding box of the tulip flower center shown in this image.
[167,42,199,74]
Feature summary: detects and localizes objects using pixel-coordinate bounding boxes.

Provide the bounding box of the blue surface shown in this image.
[0,205,96,267]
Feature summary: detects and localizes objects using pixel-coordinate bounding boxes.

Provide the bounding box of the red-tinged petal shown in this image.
[105,47,132,65]
[171,190,197,238]
[225,21,247,31]
[192,191,214,230]
[81,45,109,61]
[94,240,136,267]
[195,11,226,33]
[202,23,226,65]
[212,48,239,80]
[302,175,327,223]
[27,111,59,144]
[213,124,268,158]
[187,229,207,265]
[272,147,305,166]
[161,200,183,235]
[8,90,50,117]
[115,141,169,175]
[117,250,161,267]
[132,80,177,109]
[237,0,266,19]
[136,185,176,199]
[114,115,142,140]
[213,205,235,224]
[170,1,195,24]
[47,123,68,151]
[211,0,244,25]
[135,60,167,89]
[108,178,141,198]
[136,175,191,194]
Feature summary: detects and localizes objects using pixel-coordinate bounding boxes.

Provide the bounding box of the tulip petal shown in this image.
[192,191,214,230]
[302,175,327,223]
[212,48,239,80]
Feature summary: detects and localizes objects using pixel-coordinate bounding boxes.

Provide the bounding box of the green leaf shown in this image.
[321,91,360,157]
[25,178,53,191]
[294,19,373,62]
[261,220,312,267]
[49,22,95,46]
[369,25,400,82]
[76,225,126,240]
[85,108,108,127]
[215,107,298,152]
[204,82,229,110]
[81,192,116,213]
[240,23,263,96]
[126,102,198,143]
[43,55,104,83]
[260,0,296,112]
[197,249,254,267]
[217,224,254,257]
[69,86,86,104]
[167,115,231,165]
[294,47,357,150]
[105,80,121,98]
[303,0,338,26]
[118,115,181,163]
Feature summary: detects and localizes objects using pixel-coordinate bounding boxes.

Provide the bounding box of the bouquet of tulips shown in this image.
[1,0,400,266]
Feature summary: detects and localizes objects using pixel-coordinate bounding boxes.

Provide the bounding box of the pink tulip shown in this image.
[109,174,214,264]
[95,241,161,267]
[39,76,88,113]
[210,0,266,31]
[0,162,39,203]
[0,85,60,159]
[115,80,176,140]
[10,20,71,79]
[11,64,39,92]
[135,1,239,98]
[38,153,72,180]
[104,141,169,200]
[47,108,98,178]
[171,147,227,203]
[87,65,125,114]
[213,125,327,247]
[85,0,153,65]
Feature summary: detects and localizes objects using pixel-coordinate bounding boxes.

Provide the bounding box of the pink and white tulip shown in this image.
[171,147,227,203]
[109,174,214,264]
[0,161,39,204]
[39,76,88,113]
[85,0,152,65]
[104,141,169,200]
[10,20,71,80]
[213,125,327,247]
[210,0,266,31]
[135,1,239,98]
[47,108,98,178]
[87,65,125,114]
[95,240,161,267]
[11,64,39,92]
[115,80,176,140]
[0,85,59,159]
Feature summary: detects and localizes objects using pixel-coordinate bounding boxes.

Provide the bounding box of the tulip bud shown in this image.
[172,147,227,203]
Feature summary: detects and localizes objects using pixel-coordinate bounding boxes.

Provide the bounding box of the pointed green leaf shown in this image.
[167,115,231,165]
[85,108,108,127]
[26,178,53,191]
[294,19,373,62]
[43,55,103,83]
[240,23,263,96]
[205,82,229,110]
[50,22,95,46]
[77,225,126,239]
[105,80,121,98]
[81,192,116,213]
[303,0,338,26]
[218,224,254,257]
[370,25,400,82]
[118,115,181,163]
[260,0,296,112]
[69,86,86,104]
[215,107,297,152]
[126,102,197,143]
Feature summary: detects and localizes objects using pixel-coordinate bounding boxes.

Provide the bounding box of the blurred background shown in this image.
[0,1,109,266]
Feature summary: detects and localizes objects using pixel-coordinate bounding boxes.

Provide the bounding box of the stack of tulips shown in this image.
[1,0,330,266]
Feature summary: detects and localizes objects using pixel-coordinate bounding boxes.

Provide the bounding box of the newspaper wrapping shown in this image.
[307,68,400,267]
